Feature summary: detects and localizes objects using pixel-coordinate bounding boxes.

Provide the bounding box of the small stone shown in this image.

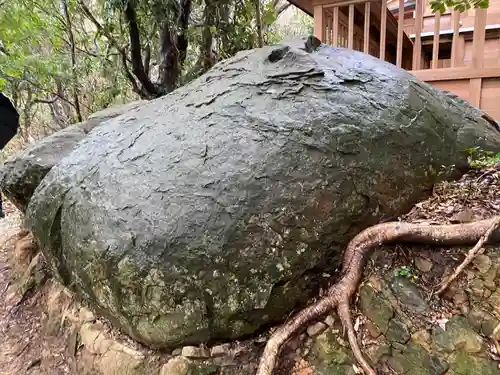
[390,277,430,314]
[386,319,410,344]
[210,343,231,357]
[79,307,95,323]
[366,344,391,364]
[172,348,182,356]
[452,289,469,306]
[411,329,431,350]
[450,351,499,375]
[473,254,492,274]
[359,284,394,333]
[160,357,191,375]
[433,316,483,353]
[469,279,491,299]
[415,257,433,272]
[181,345,210,359]
[324,315,335,327]
[307,322,327,337]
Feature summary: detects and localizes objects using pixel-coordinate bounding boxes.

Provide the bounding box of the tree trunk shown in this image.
[62,0,83,122]
[255,0,264,48]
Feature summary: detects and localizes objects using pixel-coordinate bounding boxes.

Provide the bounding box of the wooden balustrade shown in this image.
[312,0,500,119]
[314,0,494,73]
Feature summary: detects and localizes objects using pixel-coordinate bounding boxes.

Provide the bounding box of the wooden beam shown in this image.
[410,66,500,82]
[348,4,354,49]
[364,1,371,53]
[321,0,377,8]
[380,0,387,60]
[432,12,441,69]
[412,0,423,70]
[332,7,339,46]
[472,8,487,69]
[469,78,482,107]
[396,0,404,67]
[451,10,460,67]
[314,5,325,42]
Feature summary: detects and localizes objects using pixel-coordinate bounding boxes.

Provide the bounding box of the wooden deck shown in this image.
[304,0,500,120]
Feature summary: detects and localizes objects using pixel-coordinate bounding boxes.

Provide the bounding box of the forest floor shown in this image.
[0,163,499,375]
[0,201,75,375]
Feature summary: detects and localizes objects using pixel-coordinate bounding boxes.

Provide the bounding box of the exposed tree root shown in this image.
[435,216,500,295]
[256,217,500,375]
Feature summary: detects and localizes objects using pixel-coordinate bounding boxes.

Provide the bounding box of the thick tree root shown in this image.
[256,217,500,375]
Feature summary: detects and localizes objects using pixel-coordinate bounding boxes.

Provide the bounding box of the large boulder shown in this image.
[25,37,500,349]
[0,100,146,211]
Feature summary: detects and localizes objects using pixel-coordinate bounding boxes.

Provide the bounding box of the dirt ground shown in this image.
[0,201,75,375]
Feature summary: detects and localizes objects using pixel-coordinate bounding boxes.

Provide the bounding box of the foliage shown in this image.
[465,147,500,169]
[394,266,418,281]
[430,0,488,14]
[0,0,300,155]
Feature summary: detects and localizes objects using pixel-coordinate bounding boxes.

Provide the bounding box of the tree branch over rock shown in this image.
[257,216,500,375]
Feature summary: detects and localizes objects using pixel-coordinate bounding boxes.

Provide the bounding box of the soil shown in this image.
[0,201,74,375]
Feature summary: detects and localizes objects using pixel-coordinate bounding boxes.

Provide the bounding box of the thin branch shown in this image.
[435,216,500,295]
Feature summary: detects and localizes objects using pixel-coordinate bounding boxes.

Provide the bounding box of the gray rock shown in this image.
[391,276,431,314]
[0,100,147,212]
[386,319,411,344]
[433,315,484,353]
[26,37,500,349]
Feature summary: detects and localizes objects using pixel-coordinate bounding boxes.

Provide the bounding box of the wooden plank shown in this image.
[469,78,482,107]
[409,66,500,82]
[396,0,404,67]
[321,0,377,8]
[348,4,354,49]
[332,6,339,46]
[364,1,371,53]
[480,78,500,121]
[432,12,441,69]
[380,0,387,60]
[412,0,423,70]
[472,8,487,68]
[450,10,460,67]
[314,5,325,42]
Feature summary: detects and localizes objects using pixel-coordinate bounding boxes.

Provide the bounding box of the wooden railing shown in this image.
[313,0,500,119]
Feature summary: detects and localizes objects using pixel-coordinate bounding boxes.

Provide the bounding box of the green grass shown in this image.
[465,147,500,170]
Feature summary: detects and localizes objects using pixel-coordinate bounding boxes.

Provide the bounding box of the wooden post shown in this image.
[412,0,423,70]
[314,5,325,42]
[470,8,487,108]
[332,7,339,47]
[364,1,371,54]
[451,10,460,67]
[396,0,404,67]
[380,0,387,60]
[432,12,441,68]
[348,4,355,49]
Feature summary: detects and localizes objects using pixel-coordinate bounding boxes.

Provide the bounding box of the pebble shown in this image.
[210,343,231,357]
[415,257,433,272]
[307,322,328,337]
[473,254,492,274]
[324,315,335,327]
[181,346,210,359]
[160,357,191,375]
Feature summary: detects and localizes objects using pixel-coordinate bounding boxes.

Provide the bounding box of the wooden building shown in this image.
[286,0,500,120]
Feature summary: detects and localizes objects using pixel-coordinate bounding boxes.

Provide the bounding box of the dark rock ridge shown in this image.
[0,100,146,211]
[25,36,500,349]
